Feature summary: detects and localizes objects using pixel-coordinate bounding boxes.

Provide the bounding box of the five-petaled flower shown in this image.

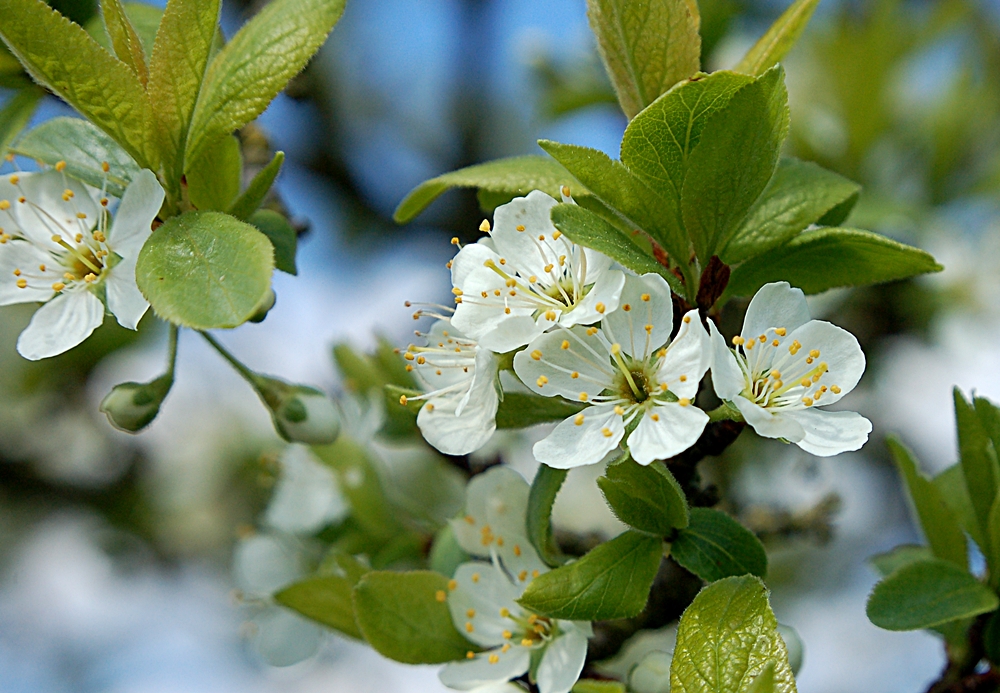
[0,166,164,360]
[441,468,590,693]
[514,273,711,468]
[449,190,625,353]
[709,281,871,456]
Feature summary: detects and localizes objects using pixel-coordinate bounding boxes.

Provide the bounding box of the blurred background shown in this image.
[2,0,1000,690]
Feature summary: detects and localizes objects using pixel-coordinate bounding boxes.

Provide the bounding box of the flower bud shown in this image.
[255,376,340,444]
[628,650,672,693]
[100,374,173,433]
[249,288,277,323]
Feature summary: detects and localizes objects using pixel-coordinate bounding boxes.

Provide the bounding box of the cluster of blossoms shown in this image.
[404,190,872,471]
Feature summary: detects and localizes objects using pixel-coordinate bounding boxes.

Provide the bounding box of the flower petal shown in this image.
[708,320,745,401]
[628,401,709,465]
[536,629,588,693]
[451,241,497,293]
[533,404,624,469]
[731,395,805,442]
[784,407,872,457]
[741,281,812,344]
[439,645,531,691]
[263,445,348,534]
[562,269,625,328]
[656,309,710,399]
[104,256,149,329]
[513,326,615,402]
[10,171,99,247]
[784,319,866,403]
[601,273,673,359]
[417,364,499,457]
[107,169,164,259]
[0,240,56,306]
[448,563,523,648]
[16,290,104,360]
[490,190,561,279]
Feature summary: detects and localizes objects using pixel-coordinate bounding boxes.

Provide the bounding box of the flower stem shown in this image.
[165,325,179,381]
[200,331,259,387]
[706,402,743,423]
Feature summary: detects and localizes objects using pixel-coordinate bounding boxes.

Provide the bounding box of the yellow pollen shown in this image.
[802,397,814,406]
[499,258,506,265]
[601,427,612,437]
[480,219,491,232]
[529,275,538,283]
[74,233,83,243]
[452,287,463,295]
[399,395,408,405]
[16,279,27,289]
[451,237,460,245]
[501,607,511,617]
[84,273,97,283]
[466,622,474,633]
[772,339,780,347]
[813,391,822,400]
[641,293,650,302]
[732,336,745,346]
[518,570,528,581]
[64,189,74,199]
[820,385,828,392]
[545,310,557,321]
[812,374,821,382]
[416,356,426,364]
[13,268,21,276]
[684,315,692,323]
[531,350,542,360]
[831,385,842,394]
[774,380,783,389]
[775,328,787,336]
[448,579,458,590]
[532,570,539,578]
[501,643,511,653]
[528,615,538,624]
[472,573,480,583]
[536,376,548,387]
[93,231,106,243]
[481,291,488,298]
[800,379,811,387]
[55,160,66,171]
[678,398,691,407]
[101,162,110,173]
[425,403,434,412]
[614,405,625,415]
[516,225,525,232]
[759,334,767,343]
[552,231,562,240]
[586,327,598,336]
[660,383,668,391]
[562,185,571,197]
[52,282,65,292]
[805,357,814,364]
[435,590,446,602]
[657,348,667,358]
[559,255,566,266]
[466,651,475,660]
[405,364,413,372]
[513,544,521,557]
[645,324,653,333]
[446,260,453,269]
[456,297,463,304]
[561,340,570,350]
[467,609,476,618]
[17,196,25,203]
[522,639,534,647]
[100,198,109,207]
[496,536,504,546]
[771,370,781,379]
[651,413,660,421]
[679,375,687,382]
[537,235,545,241]
[9,175,18,184]
[745,340,754,351]
[574,414,585,426]
[504,307,510,314]
[404,352,414,360]
[623,304,631,312]
[580,394,589,403]
[596,303,606,314]
[570,371,579,379]
[0,200,9,210]
[544,263,554,272]
[809,349,820,358]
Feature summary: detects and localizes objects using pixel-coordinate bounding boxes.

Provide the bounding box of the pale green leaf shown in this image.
[746,662,777,693]
[496,392,584,430]
[135,211,274,329]
[0,86,42,155]
[955,388,1000,547]
[250,209,298,275]
[733,0,820,76]
[275,557,369,640]
[670,576,797,693]
[100,0,149,86]
[869,544,933,577]
[0,0,158,169]
[867,558,998,631]
[670,508,767,582]
[86,3,163,57]
[517,530,663,620]
[229,150,285,220]
[394,156,585,224]
[721,158,861,264]
[933,463,985,551]
[187,135,242,211]
[185,0,346,170]
[429,526,470,578]
[597,458,689,536]
[527,463,569,568]
[352,570,478,664]
[586,0,701,119]
[724,227,943,298]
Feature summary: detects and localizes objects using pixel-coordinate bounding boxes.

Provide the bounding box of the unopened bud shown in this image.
[248,288,277,323]
[255,376,340,445]
[628,650,672,693]
[100,374,173,432]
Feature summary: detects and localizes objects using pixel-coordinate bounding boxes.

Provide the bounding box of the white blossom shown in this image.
[0,167,164,360]
[514,273,711,468]
[709,281,871,456]
[450,190,625,353]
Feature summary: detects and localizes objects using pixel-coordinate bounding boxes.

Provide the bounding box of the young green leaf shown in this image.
[671,575,796,693]
[670,508,767,582]
[186,135,242,212]
[720,158,861,264]
[135,211,275,329]
[745,662,778,693]
[275,556,370,640]
[733,0,820,76]
[229,151,285,221]
[955,388,1000,546]
[429,526,470,578]
[100,0,149,86]
[11,116,142,197]
[869,544,933,577]
[352,571,478,664]
[976,396,1000,468]
[933,463,985,551]
[0,0,159,169]
[586,0,701,119]
[888,436,967,569]
[527,463,569,567]
[250,209,298,276]
[85,3,163,57]
[597,459,689,536]
[394,155,585,224]
[517,530,663,620]
[681,66,789,262]
[867,558,998,631]
[724,227,943,298]
[184,0,346,170]
[0,86,42,155]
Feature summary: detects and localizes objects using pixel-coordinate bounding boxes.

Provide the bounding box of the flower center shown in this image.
[731,328,841,408]
[609,344,657,405]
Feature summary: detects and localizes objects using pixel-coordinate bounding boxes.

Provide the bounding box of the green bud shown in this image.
[254,375,340,444]
[249,288,277,323]
[100,374,173,433]
[777,624,804,675]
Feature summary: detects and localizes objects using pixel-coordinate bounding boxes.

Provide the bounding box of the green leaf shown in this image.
[724,227,943,298]
[934,463,986,551]
[681,66,789,262]
[184,0,346,170]
[976,396,1000,473]
[517,530,663,620]
[869,544,933,577]
[352,570,477,664]
[527,463,569,568]
[275,555,369,640]
[671,508,767,582]
[147,0,221,186]
[429,525,470,578]
[733,0,820,76]
[746,662,778,693]
[186,135,242,212]
[248,209,298,276]
[670,575,796,693]
[888,436,967,569]
[11,116,142,197]
[100,0,148,86]
[551,203,683,294]
[394,156,585,224]
[86,3,162,56]
[496,392,585,429]
[0,0,158,169]
[597,458,689,536]
[720,158,861,264]
[955,388,1000,547]
[0,86,42,155]
[867,558,998,631]
[229,151,285,221]
[586,0,700,119]
[135,211,274,329]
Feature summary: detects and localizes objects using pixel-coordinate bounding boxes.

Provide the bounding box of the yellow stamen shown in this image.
[574,414,585,426]
[480,219,491,232]
[596,303,605,314]
[435,590,446,602]
[678,398,691,407]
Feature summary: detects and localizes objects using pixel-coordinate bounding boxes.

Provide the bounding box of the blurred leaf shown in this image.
[429,525,469,578]
[518,530,662,620]
[136,211,274,329]
[869,544,933,577]
[85,3,163,56]
[955,389,1000,549]
[934,463,985,551]
[352,571,477,664]
[229,150,285,221]
[0,86,42,155]
[527,463,568,568]
[99,0,148,85]
[573,682,627,693]
[187,134,242,211]
[597,458,689,535]
[11,116,140,197]
[586,0,700,119]
[496,392,585,430]
[184,0,346,170]
[375,336,418,390]
[249,209,298,275]
[725,227,943,298]
[670,508,767,582]
[681,66,789,262]
[0,0,158,168]
[867,558,997,631]
[734,0,819,76]
[394,156,585,224]
[888,436,966,569]
[671,575,796,693]
[275,554,370,640]
[721,158,861,264]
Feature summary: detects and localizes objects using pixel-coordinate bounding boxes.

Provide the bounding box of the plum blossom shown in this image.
[0,166,163,360]
[709,281,871,456]
[449,190,625,353]
[513,273,711,468]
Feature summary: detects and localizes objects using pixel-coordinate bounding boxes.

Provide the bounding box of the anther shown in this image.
[399,395,408,405]
[544,263,554,272]
[772,340,779,347]
[501,607,511,617]
[622,303,631,312]
[518,570,528,581]
[480,219,491,233]
[448,580,458,590]
[831,385,842,394]
[562,185,571,197]
[645,324,653,333]
[651,413,660,421]
[586,327,598,336]
[467,609,476,618]
[775,328,787,336]
[501,643,511,653]
[614,405,625,415]
[101,162,110,173]
[536,376,548,387]
[84,273,97,283]
[531,350,542,360]
[435,590,446,602]
[516,225,525,232]
[466,651,475,660]
[466,622,474,633]
[759,334,767,343]
[502,630,512,639]
[561,340,570,350]
[570,371,579,379]
[417,356,426,364]
[579,392,589,401]
[574,414,585,426]
[732,336,745,346]
[770,370,781,379]
[537,235,545,241]
[55,160,66,171]
[513,545,521,557]
[16,279,27,289]
[545,310,556,321]
[596,303,605,314]
[471,573,480,583]
[552,231,562,240]
[601,427,612,437]
[679,375,687,382]
[802,397,814,406]
[529,275,538,283]
[683,315,691,323]
[0,200,9,210]
[451,237,460,245]
[678,398,691,407]
[52,282,65,292]
[809,349,820,358]
[641,293,650,302]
